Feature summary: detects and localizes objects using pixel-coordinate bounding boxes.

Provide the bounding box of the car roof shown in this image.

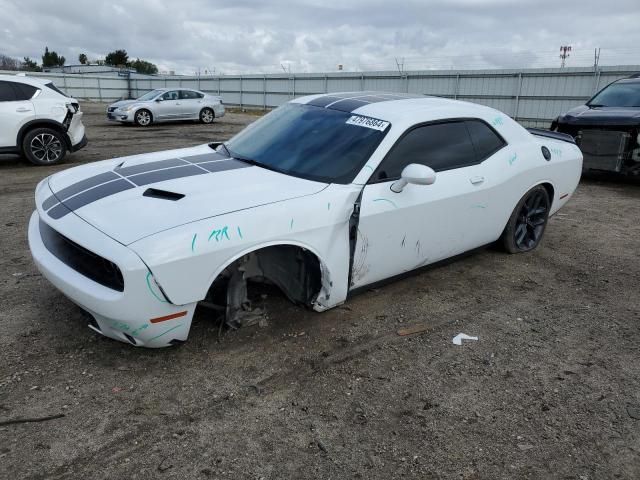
[293,91,498,123]
[0,73,54,87]
[151,87,204,93]
[615,77,640,84]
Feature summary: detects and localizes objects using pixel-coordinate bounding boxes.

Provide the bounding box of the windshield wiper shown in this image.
[231,153,289,175]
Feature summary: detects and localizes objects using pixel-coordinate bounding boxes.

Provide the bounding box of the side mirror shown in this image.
[155,97,163,102]
[390,164,436,193]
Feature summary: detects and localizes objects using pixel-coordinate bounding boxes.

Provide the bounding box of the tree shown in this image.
[42,47,65,68]
[129,58,158,75]
[105,49,129,67]
[78,53,88,65]
[0,53,20,70]
[22,57,41,71]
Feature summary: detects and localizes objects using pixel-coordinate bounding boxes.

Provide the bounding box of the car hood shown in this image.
[557,104,640,126]
[44,144,328,245]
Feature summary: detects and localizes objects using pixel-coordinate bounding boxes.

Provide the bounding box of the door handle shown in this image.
[16,107,32,113]
[470,176,485,185]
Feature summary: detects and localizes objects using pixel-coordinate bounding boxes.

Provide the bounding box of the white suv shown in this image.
[0,74,87,165]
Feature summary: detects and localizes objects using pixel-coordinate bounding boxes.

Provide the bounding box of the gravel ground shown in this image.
[0,103,639,480]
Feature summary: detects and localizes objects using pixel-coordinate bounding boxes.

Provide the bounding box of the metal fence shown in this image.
[3,65,639,127]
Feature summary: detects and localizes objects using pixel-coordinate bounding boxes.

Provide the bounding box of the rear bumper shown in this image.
[28,210,196,347]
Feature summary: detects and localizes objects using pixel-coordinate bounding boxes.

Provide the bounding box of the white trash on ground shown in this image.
[452,333,479,345]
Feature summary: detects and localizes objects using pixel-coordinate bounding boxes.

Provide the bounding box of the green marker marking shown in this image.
[146,272,168,303]
[237,226,243,239]
[148,324,182,342]
[191,234,197,252]
[290,218,294,230]
[373,198,398,209]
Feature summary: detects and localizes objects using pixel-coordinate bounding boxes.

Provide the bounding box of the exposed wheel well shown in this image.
[539,182,555,205]
[204,245,323,326]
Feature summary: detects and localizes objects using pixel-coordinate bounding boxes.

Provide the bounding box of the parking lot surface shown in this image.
[0,103,639,479]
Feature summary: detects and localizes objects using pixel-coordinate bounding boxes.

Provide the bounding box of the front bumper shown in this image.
[28,210,196,347]
[107,110,134,122]
[70,134,88,152]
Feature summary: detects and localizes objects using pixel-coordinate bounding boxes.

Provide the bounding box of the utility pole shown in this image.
[394,57,405,75]
[559,45,572,68]
[593,48,601,69]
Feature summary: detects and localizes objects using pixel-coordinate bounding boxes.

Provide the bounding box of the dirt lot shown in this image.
[0,103,639,480]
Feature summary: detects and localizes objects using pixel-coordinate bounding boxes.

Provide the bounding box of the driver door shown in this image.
[350,120,498,289]
[155,90,181,120]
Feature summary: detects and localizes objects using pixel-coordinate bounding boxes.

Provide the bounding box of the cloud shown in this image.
[0,0,639,74]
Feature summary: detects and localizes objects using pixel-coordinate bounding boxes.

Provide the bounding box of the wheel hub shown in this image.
[31,133,62,163]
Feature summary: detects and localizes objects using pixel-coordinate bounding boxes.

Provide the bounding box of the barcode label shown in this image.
[346,115,390,131]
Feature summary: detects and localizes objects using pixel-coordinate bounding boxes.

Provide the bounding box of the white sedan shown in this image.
[28,92,582,347]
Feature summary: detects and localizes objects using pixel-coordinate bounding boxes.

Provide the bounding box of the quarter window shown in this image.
[373,121,476,181]
[465,120,506,161]
[13,83,38,101]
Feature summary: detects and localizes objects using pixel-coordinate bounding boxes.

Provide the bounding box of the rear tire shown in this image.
[501,185,550,253]
[22,128,67,166]
[200,108,214,124]
[134,109,152,127]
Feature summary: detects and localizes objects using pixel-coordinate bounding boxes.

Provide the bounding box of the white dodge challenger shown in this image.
[28,92,582,347]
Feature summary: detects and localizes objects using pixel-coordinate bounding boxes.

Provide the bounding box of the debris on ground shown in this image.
[452,333,479,345]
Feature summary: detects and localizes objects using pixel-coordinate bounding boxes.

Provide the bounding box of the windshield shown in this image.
[225,103,389,183]
[588,81,640,107]
[137,89,163,101]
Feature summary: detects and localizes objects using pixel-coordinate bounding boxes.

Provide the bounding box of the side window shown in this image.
[0,81,17,102]
[13,83,38,101]
[161,90,179,101]
[373,121,476,181]
[465,120,506,161]
[180,90,202,99]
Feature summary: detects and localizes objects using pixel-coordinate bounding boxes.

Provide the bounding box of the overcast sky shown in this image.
[1,0,639,74]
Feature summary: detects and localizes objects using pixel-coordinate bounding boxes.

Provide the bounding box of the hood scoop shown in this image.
[143,188,185,201]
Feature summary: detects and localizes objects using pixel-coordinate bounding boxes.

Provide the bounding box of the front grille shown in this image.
[577,129,631,172]
[39,219,124,291]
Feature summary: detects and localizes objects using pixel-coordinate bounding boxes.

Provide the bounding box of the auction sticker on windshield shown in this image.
[346,115,390,131]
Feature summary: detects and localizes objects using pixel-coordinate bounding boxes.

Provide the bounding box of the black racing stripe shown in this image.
[42,195,59,210]
[128,165,205,186]
[181,152,226,164]
[307,96,344,108]
[115,158,188,176]
[47,202,73,220]
[47,171,120,204]
[47,179,134,219]
[198,159,251,173]
[328,98,371,112]
[62,179,135,212]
